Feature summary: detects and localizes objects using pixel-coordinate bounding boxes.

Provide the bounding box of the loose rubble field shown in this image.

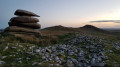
[0,33,120,67]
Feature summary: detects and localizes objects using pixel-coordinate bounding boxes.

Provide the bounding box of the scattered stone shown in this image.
[0,34,111,66]
[66,60,74,67]
[18,61,22,63]
[18,45,23,48]
[0,56,7,59]
[49,64,53,66]
[3,46,8,51]
[38,63,42,66]
[54,64,60,66]
[35,49,40,53]
[91,58,105,67]
[32,62,38,66]
[46,48,52,53]
[0,61,5,66]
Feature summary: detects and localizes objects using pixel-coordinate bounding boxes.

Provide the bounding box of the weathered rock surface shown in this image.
[4,9,41,36]
[8,22,41,29]
[5,26,40,34]
[15,9,40,17]
[10,16,39,23]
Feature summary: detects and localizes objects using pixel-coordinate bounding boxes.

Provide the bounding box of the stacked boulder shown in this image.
[5,9,41,36]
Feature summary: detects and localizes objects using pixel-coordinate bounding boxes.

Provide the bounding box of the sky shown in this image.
[1,0,120,29]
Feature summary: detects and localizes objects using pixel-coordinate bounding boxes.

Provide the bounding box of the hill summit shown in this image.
[80,25,106,32]
[42,25,107,32]
[82,25,99,29]
[42,25,73,31]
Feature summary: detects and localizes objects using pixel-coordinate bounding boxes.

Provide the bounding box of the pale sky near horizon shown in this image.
[1,0,120,29]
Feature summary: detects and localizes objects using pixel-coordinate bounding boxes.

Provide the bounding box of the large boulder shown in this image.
[10,16,39,23]
[8,22,41,29]
[4,26,40,34]
[14,9,40,17]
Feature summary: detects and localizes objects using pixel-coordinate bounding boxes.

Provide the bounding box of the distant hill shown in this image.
[41,25,76,31]
[102,28,120,31]
[0,29,4,32]
[42,25,108,33]
[79,25,107,32]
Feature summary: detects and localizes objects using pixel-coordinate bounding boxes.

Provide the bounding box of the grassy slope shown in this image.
[0,26,120,67]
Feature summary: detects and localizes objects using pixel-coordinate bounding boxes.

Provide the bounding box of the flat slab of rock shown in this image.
[8,32,41,36]
[8,22,41,29]
[15,9,40,17]
[4,26,40,34]
[10,16,39,23]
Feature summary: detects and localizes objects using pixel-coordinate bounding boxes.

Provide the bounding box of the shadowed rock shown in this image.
[4,26,40,34]
[8,32,40,36]
[15,9,40,17]
[10,16,39,23]
[8,22,41,29]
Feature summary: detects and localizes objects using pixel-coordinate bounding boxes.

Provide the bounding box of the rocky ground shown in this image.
[0,33,120,67]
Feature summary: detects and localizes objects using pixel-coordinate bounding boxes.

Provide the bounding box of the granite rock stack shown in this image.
[5,9,41,36]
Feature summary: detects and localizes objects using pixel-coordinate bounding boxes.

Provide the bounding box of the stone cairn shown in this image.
[4,9,41,36]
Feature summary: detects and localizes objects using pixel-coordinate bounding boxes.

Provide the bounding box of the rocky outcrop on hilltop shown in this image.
[4,9,41,36]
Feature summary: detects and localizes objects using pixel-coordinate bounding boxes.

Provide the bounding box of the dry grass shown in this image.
[40,30,70,36]
[1,31,62,46]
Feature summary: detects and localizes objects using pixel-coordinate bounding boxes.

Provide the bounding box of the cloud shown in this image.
[90,20,120,23]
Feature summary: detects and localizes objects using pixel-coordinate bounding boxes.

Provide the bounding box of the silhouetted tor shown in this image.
[4,9,41,36]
